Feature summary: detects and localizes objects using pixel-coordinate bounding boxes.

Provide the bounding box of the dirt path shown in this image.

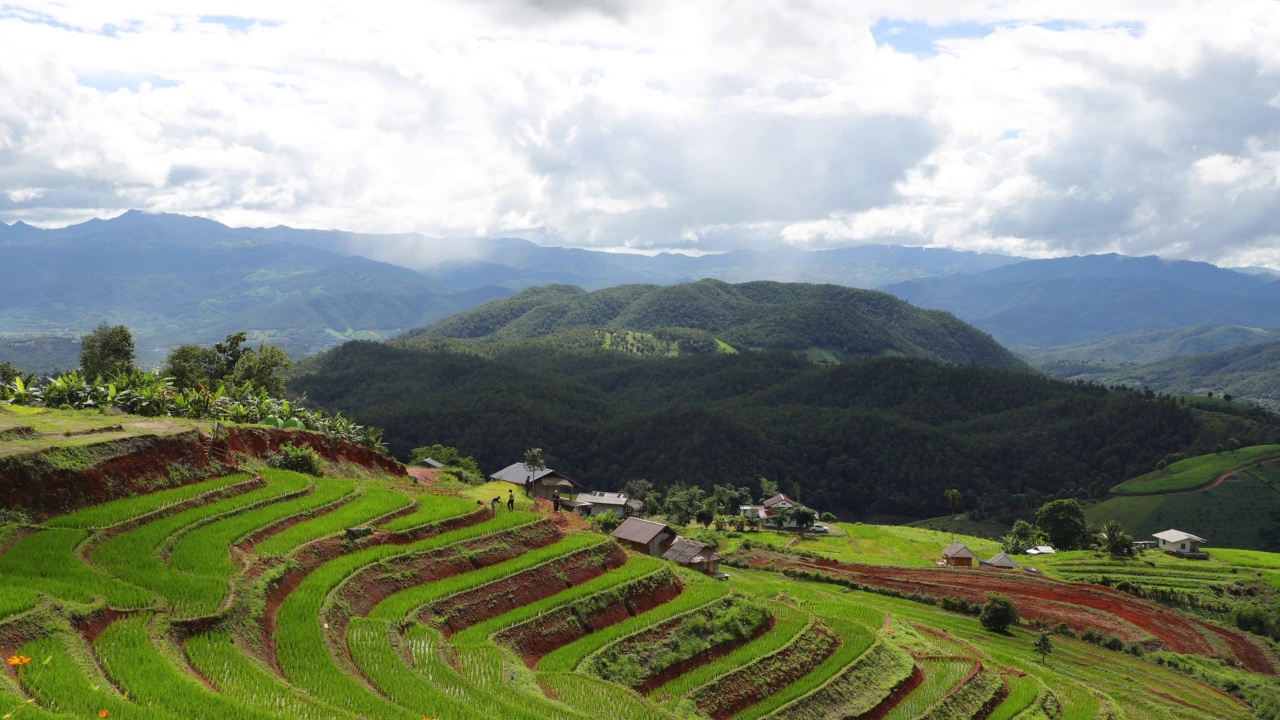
[1157,457,1280,496]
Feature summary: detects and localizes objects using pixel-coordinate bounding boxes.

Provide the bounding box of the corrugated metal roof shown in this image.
[489,462,581,487]
[762,494,795,508]
[1154,529,1206,543]
[611,518,670,544]
[987,552,1018,568]
[942,541,977,558]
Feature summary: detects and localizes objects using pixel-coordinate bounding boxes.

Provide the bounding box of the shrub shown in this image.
[266,442,324,476]
[980,593,1019,633]
[587,512,623,534]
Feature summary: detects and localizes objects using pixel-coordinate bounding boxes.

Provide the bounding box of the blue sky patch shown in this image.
[872,19,996,57]
[78,72,181,93]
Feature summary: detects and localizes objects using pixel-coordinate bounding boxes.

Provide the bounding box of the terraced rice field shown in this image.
[0,466,1269,719]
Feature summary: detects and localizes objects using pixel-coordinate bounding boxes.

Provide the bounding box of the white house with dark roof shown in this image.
[762,493,797,510]
[490,462,582,500]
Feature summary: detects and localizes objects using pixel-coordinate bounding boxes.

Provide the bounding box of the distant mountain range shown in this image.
[0,211,1020,365]
[403,279,1028,371]
[884,254,1280,348]
[1022,323,1280,366]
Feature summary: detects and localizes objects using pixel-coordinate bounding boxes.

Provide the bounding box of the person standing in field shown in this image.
[507,489,515,512]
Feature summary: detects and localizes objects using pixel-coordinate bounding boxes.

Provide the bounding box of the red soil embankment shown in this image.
[766,553,1276,673]
[691,620,840,720]
[0,425,403,520]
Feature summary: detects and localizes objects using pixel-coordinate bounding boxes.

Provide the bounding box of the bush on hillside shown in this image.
[266,442,324,476]
[980,593,1019,633]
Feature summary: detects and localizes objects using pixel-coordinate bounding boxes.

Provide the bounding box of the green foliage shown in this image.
[45,473,248,529]
[1002,519,1044,554]
[253,487,414,556]
[1035,499,1090,551]
[1034,631,1054,662]
[587,511,623,534]
[1113,445,1280,495]
[265,442,325,476]
[980,593,1020,633]
[79,322,135,381]
[290,338,1280,521]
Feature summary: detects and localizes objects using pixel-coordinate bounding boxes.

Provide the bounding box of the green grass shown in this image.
[986,675,1039,720]
[539,673,674,720]
[882,657,973,720]
[453,555,668,647]
[369,533,609,621]
[760,640,914,719]
[0,585,43,620]
[738,523,1001,567]
[184,631,356,720]
[19,633,177,720]
[44,473,250,529]
[274,512,537,720]
[375,493,479,531]
[1086,462,1280,550]
[94,470,311,617]
[0,528,154,608]
[253,486,413,556]
[168,474,355,578]
[1112,445,1280,495]
[95,613,284,720]
[537,571,730,672]
[649,599,807,705]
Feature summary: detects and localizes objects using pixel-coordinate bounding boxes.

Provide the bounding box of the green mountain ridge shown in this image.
[1023,322,1280,366]
[402,279,1029,371]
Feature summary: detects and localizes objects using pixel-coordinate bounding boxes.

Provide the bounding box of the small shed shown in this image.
[1153,529,1208,558]
[489,462,582,500]
[662,537,726,578]
[611,518,676,557]
[984,552,1019,569]
[942,541,978,567]
[418,457,445,469]
[578,491,643,518]
[1025,545,1056,556]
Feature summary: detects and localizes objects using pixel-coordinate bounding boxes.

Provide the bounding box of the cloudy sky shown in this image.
[3,1,1280,265]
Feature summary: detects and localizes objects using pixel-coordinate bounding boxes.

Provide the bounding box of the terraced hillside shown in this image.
[0,467,1274,718]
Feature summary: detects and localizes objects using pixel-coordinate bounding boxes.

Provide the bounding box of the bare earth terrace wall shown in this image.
[0,426,403,518]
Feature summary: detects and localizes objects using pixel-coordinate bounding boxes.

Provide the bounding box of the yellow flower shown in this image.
[5,655,31,666]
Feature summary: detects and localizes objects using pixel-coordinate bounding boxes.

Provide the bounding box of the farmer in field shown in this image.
[491,497,500,515]
[507,489,515,512]
[524,476,533,497]
[552,489,561,512]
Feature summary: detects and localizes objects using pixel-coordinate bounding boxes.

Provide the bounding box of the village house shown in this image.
[982,552,1019,569]
[1024,545,1056,556]
[662,537,728,579]
[610,517,677,557]
[762,493,797,511]
[490,462,582,500]
[573,490,643,518]
[942,541,978,567]
[1153,529,1208,558]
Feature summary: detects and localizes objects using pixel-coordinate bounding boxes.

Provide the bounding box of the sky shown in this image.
[2,1,1280,266]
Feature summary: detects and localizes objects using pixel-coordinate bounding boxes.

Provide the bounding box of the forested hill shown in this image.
[401,279,1028,371]
[290,340,1280,523]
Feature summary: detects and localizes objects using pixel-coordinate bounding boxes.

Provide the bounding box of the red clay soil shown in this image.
[637,615,775,695]
[773,554,1227,659]
[861,664,926,720]
[1193,618,1278,675]
[0,425,402,521]
[497,573,685,667]
[691,621,840,720]
[430,543,627,634]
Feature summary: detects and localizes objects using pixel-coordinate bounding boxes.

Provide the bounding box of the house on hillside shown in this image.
[762,494,797,511]
[575,491,643,518]
[662,537,727,579]
[942,542,978,567]
[490,462,582,500]
[1024,545,1056,555]
[611,518,676,557]
[982,552,1019,569]
[1154,529,1209,559]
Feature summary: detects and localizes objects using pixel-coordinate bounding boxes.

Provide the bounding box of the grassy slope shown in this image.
[1089,462,1280,550]
[1111,444,1280,495]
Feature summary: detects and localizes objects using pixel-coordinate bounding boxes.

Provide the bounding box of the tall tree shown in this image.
[79,323,135,381]
[758,476,780,503]
[1098,520,1134,556]
[945,488,962,518]
[1035,499,1089,551]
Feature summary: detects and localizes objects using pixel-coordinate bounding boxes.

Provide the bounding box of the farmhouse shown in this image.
[982,552,1019,569]
[662,537,727,579]
[1154,529,1209,558]
[611,517,677,557]
[942,541,978,567]
[574,490,643,518]
[762,493,797,511]
[490,462,582,500]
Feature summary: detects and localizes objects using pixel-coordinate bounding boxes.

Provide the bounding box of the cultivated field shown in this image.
[0,451,1275,718]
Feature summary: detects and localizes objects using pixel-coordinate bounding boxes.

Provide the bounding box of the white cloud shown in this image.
[2,1,1280,266]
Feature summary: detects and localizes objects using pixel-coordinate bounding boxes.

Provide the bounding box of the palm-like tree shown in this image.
[1099,520,1134,556]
